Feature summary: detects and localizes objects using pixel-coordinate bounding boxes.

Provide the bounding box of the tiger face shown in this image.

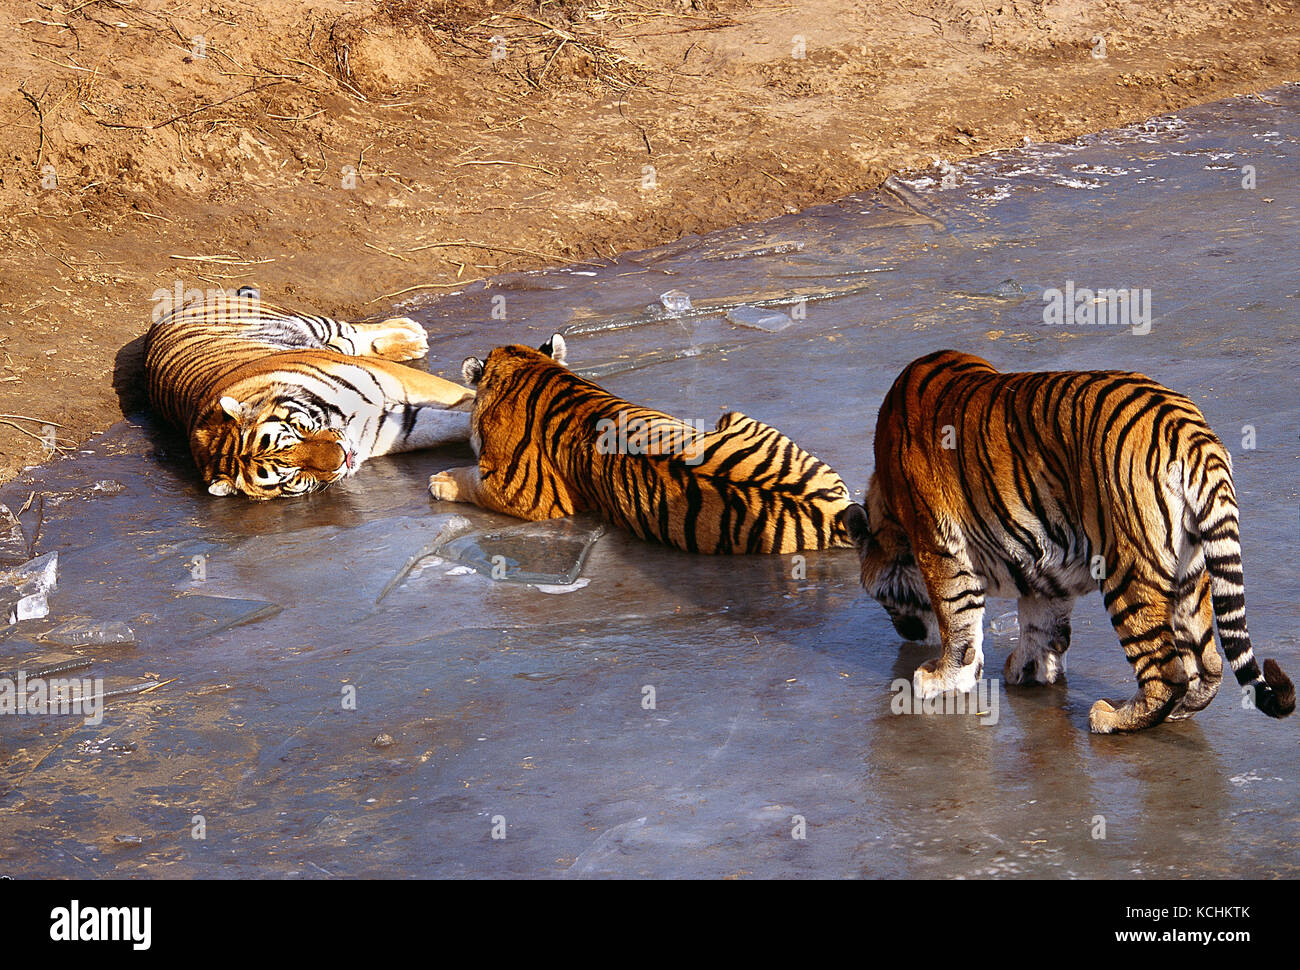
[839,478,940,644]
[194,395,353,500]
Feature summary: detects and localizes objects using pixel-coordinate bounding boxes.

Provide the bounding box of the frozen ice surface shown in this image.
[565,282,881,339]
[0,504,26,570]
[375,514,475,603]
[701,240,806,261]
[160,594,282,639]
[2,88,1300,877]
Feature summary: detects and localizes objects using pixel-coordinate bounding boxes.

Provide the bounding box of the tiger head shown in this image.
[193,395,352,500]
[459,334,568,456]
[839,477,939,644]
[460,333,567,386]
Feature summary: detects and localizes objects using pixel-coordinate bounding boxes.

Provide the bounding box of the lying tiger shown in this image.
[145,290,474,499]
[428,335,853,554]
[841,349,1295,733]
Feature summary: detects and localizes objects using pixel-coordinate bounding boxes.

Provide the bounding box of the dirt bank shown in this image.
[2,0,1298,482]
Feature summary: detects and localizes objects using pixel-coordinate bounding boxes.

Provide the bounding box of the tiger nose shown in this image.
[303,439,348,474]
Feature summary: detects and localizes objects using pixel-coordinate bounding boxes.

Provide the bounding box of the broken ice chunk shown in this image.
[659,289,692,314]
[725,305,794,332]
[4,592,47,624]
[42,619,136,647]
[434,515,605,586]
[1,552,58,624]
[7,552,57,592]
[987,612,1020,638]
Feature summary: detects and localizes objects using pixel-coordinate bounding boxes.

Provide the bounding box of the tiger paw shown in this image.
[372,318,429,361]
[1003,643,1066,686]
[1167,677,1218,719]
[428,471,461,502]
[1088,698,1121,733]
[913,652,982,700]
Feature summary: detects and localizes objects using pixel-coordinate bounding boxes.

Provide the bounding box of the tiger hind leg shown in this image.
[360,356,474,408]
[328,317,429,362]
[1089,570,1188,733]
[1167,570,1223,720]
[911,539,986,699]
[1003,595,1074,687]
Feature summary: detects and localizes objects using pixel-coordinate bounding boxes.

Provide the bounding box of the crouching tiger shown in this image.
[841,349,1295,734]
[428,335,854,554]
[145,290,474,499]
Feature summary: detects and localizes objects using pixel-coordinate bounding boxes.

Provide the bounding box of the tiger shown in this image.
[840,349,1295,734]
[145,289,474,499]
[427,334,854,554]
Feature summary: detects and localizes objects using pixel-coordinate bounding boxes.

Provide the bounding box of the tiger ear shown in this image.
[539,333,567,366]
[461,357,485,385]
[219,396,244,421]
[208,478,237,497]
[839,503,870,546]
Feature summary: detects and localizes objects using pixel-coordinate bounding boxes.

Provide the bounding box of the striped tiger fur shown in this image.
[145,289,474,499]
[428,335,854,554]
[840,349,1295,733]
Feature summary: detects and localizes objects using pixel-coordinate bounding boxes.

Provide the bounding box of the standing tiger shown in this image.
[145,290,474,499]
[427,335,854,554]
[841,349,1294,734]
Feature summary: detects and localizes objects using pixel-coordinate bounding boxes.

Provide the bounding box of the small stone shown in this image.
[373,733,395,748]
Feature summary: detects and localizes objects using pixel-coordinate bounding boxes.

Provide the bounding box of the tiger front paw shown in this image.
[373,317,430,361]
[428,471,461,502]
[913,651,983,700]
[1003,643,1066,686]
[1088,698,1121,734]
